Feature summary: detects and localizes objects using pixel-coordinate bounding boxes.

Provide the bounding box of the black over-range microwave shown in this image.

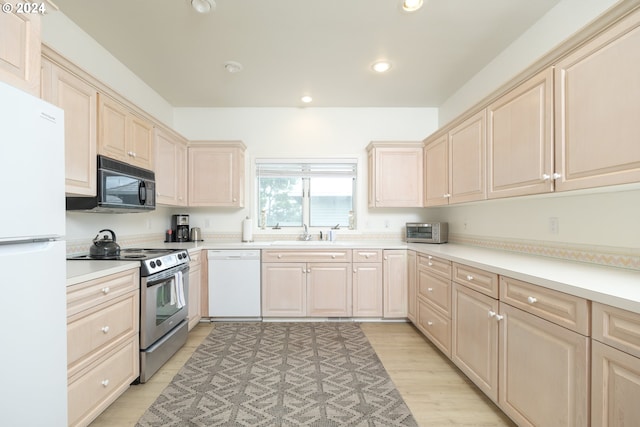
[66,155,155,213]
[406,222,448,244]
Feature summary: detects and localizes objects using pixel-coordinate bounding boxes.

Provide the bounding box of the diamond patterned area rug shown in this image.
[136,322,417,426]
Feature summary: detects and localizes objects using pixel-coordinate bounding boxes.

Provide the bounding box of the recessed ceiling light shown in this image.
[301,95,313,103]
[401,0,423,12]
[191,0,215,14]
[224,61,243,73]
[372,61,392,73]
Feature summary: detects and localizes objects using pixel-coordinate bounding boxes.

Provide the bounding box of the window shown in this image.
[257,160,357,228]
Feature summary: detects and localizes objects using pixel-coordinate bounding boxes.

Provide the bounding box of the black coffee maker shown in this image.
[171,214,190,242]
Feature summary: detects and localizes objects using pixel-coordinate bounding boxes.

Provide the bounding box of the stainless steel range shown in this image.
[69,248,190,383]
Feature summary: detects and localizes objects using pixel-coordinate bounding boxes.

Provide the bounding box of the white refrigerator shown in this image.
[0,81,68,426]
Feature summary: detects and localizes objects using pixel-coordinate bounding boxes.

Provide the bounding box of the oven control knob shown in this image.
[178,253,183,260]
[150,261,156,268]
[156,260,162,267]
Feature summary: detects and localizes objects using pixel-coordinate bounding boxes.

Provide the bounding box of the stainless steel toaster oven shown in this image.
[406,222,448,243]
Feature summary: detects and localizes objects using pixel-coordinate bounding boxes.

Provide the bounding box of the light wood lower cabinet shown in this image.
[353,249,383,318]
[499,302,590,427]
[416,253,452,356]
[592,302,640,425]
[406,250,417,322]
[383,250,407,318]
[66,268,140,427]
[451,283,499,401]
[188,250,202,330]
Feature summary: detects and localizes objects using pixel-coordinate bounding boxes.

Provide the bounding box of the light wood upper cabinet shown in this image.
[487,67,554,199]
[0,3,40,95]
[155,126,188,206]
[367,142,424,207]
[98,94,154,170]
[41,58,97,196]
[555,9,640,191]
[188,141,245,207]
[449,110,487,204]
[423,133,449,207]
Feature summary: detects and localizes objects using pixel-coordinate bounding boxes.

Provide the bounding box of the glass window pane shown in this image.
[309,177,353,227]
[258,177,303,226]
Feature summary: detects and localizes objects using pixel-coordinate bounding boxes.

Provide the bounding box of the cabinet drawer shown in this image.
[452,263,498,298]
[189,249,202,265]
[417,269,451,317]
[67,268,139,316]
[417,299,451,357]
[67,291,139,373]
[68,338,139,427]
[418,254,451,278]
[500,276,590,335]
[593,302,640,358]
[352,249,382,263]
[262,249,352,263]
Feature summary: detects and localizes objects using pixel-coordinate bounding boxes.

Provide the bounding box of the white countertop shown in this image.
[66,240,640,314]
[66,260,140,286]
[407,243,640,314]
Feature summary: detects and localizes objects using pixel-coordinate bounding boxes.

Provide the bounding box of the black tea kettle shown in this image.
[90,229,121,259]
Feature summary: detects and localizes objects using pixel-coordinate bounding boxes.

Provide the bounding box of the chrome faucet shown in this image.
[300,224,312,241]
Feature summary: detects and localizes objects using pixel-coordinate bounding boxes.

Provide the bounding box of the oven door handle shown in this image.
[145,265,189,287]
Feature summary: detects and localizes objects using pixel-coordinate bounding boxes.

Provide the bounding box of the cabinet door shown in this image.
[383,250,407,318]
[128,114,154,170]
[424,134,450,206]
[406,251,417,323]
[188,255,202,331]
[592,340,640,426]
[352,263,383,317]
[98,94,128,161]
[499,303,589,427]
[42,59,97,196]
[449,110,486,204]
[155,127,187,206]
[555,10,640,191]
[369,143,424,207]
[451,283,499,402]
[188,143,245,207]
[307,263,352,317]
[487,67,554,199]
[0,6,40,95]
[261,263,306,317]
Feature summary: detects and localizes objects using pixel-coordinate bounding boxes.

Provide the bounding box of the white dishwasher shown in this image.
[208,250,261,319]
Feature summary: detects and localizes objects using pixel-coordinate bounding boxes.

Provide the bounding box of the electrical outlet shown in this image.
[549,217,559,234]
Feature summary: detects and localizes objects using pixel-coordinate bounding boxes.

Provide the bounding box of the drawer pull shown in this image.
[428,262,433,266]
[466,275,474,281]
[101,326,110,334]
[277,254,283,259]
[331,255,336,259]
[365,254,370,259]
[527,296,538,304]
[101,379,109,387]
[427,287,433,292]
[101,287,110,294]
[427,321,434,326]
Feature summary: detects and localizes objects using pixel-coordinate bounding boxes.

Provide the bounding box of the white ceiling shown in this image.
[53,0,562,108]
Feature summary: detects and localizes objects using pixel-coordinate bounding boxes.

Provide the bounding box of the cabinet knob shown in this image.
[552,172,562,180]
[101,379,110,387]
[488,310,496,318]
[233,198,237,202]
[428,262,433,266]
[427,321,434,326]
[307,269,311,273]
[353,269,357,273]
[101,287,110,294]
[101,326,110,334]
[277,254,282,259]
[444,193,451,198]
[428,256,433,259]
[365,254,370,259]
[331,255,336,259]
[527,296,538,304]
[427,287,433,292]
[542,174,551,181]
[495,314,505,321]
[466,275,474,281]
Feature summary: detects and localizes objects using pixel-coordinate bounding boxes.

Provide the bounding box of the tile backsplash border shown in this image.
[66,231,639,271]
[449,233,640,271]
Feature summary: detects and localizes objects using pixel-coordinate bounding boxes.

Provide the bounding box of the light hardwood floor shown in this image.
[90,322,515,426]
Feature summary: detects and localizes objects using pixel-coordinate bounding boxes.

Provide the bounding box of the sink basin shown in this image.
[270,240,345,246]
